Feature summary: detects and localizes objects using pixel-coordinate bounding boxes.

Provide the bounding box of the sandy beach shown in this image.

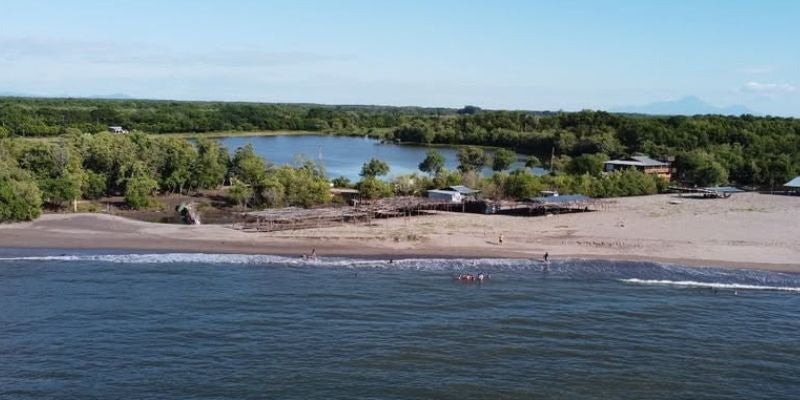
[1,193,798,272]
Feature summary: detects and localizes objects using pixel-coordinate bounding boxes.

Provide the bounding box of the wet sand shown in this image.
[1,193,798,272]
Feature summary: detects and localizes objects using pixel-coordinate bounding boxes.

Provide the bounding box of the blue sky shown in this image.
[1,0,798,115]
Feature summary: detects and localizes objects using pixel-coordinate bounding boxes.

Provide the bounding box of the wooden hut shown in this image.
[604,155,671,180]
[330,188,360,204]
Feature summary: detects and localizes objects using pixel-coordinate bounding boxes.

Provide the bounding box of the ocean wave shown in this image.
[0,253,542,271]
[620,278,800,292]
[2,253,799,291]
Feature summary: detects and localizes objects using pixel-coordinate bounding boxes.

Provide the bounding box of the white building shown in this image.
[603,155,671,180]
[426,185,481,203]
[108,126,128,134]
[427,189,464,203]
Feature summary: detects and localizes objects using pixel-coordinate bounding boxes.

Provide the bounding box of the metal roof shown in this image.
[330,188,360,194]
[605,160,643,166]
[531,167,551,177]
[427,189,460,195]
[629,156,669,166]
[528,194,591,204]
[784,176,800,188]
[703,186,745,193]
[442,185,481,194]
[605,156,669,167]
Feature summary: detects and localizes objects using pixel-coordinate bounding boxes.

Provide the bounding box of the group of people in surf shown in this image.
[301,249,551,279]
[456,272,489,283]
[454,252,552,283]
[302,248,318,260]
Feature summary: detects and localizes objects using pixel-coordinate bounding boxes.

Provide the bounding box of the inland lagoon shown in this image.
[219,135,535,180]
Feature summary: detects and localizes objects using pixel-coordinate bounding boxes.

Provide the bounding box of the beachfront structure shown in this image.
[531,167,551,177]
[527,194,593,210]
[466,194,596,216]
[539,190,559,197]
[440,185,481,199]
[427,185,481,203]
[330,187,360,205]
[108,126,128,134]
[784,176,800,194]
[427,189,464,203]
[238,196,464,232]
[604,155,671,180]
[669,186,744,198]
[330,187,360,201]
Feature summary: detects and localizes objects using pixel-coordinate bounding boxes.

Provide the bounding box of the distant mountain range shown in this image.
[611,96,759,116]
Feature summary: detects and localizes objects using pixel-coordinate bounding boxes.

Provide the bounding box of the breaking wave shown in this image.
[0,253,537,271]
[2,252,799,292]
[620,278,800,292]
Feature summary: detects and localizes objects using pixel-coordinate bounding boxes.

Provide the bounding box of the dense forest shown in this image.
[0,97,798,222]
[1,130,666,222]
[0,97,460,135]
[0,132,333,221]
[1,97,798,189]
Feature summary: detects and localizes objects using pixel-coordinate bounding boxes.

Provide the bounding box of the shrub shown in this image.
[0,175,42,222]
[124,174,158,209]
[357,177,393,199]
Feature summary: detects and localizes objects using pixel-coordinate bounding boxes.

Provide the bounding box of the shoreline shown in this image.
[2,244,799,273]
[1,193,798,273]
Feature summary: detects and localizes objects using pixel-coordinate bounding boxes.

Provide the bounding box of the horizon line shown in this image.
[0,93,781,118]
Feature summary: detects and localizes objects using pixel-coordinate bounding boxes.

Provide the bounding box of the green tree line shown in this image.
[0,132,334,220]
[1,132,670,223]
[2,98,797,187]
[0,98,452,136]
[388,111,800,187]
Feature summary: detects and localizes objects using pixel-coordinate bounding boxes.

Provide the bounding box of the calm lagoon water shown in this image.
[2,252,799,399]
[219,135,531,180]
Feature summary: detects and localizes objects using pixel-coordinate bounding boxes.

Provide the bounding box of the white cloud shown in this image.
[742,81,796,94]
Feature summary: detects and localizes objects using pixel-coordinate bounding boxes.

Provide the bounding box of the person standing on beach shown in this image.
[544,252,549,262]
[498,234,504,245]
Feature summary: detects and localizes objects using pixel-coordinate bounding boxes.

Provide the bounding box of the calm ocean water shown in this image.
[1,251,799,399]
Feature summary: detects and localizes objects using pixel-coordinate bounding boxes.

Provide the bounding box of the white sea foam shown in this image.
[0,253,293,265]
[620,278,800,292]
[4,254,795,289]
[0,253,539,271]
